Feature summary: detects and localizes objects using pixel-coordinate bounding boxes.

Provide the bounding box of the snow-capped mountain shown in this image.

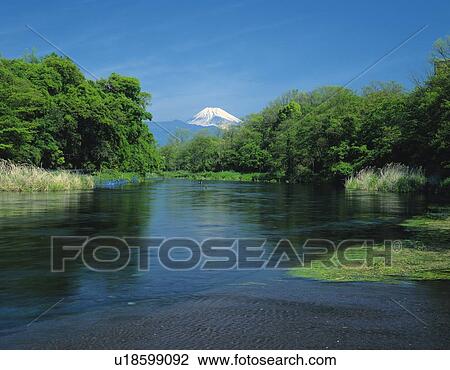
[148,108,241,146]
[187,107,241,129]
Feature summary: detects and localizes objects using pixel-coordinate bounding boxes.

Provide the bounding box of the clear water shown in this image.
[0,179,448,336]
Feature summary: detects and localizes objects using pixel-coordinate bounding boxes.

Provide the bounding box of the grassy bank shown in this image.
[0,161,94,192]
[157,165,434,189]
[345,164,426,192]
[291,245,450,282]
[93,169,143,185]
[154,170,268,182]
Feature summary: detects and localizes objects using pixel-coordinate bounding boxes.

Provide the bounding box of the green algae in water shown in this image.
[400,207,450,248]
[290,246,450,282]
[292,208,450,282]
[401,208,450,231]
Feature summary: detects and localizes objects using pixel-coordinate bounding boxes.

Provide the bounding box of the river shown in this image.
[0,179,449,349]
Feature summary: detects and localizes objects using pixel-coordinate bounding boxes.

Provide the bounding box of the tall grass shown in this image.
[345,163,426,192]
[0,160,94,192]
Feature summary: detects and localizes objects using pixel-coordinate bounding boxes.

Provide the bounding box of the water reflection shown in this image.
[0,191,90,218]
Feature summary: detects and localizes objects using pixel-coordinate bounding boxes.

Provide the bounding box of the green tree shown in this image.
[0,54,160,173]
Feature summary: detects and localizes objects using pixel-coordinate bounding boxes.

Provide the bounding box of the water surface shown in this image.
[1,179,449,348]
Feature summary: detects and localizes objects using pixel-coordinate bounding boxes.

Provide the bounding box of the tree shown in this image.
[156,37,449,182]
[0,54,160,173]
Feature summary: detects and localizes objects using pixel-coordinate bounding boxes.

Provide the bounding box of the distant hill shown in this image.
[147,120,220,146]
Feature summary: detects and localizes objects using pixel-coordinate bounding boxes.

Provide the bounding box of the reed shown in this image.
[345,163,426,192]
[0,160,94,192]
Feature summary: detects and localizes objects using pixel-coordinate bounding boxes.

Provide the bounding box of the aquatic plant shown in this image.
[291,245,450,282]
[440,177,450,193]
[0,160,94,192]
[345,163,426,192]
[401,209,450,231]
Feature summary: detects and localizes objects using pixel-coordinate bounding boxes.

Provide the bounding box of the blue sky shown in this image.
[1,0,449,121]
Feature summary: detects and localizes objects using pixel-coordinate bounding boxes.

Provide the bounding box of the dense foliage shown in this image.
[0,53,160,173]
[161,38,450,183]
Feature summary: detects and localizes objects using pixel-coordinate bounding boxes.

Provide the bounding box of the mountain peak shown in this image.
[187,107,241,128]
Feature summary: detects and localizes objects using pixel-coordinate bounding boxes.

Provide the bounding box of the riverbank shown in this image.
[3,161,448,193]
[155,166,450,193]
[92,170,144,188]
[0,162,149,191]
[0,161,94,192]
[152,170,268,182]
[0,164,266,191]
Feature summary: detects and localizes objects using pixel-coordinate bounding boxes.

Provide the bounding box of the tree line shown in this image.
[161,38,449,183]
[1,38,448,184]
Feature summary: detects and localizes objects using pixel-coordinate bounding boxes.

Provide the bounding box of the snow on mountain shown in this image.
[148,108,241,146]
[187,107,241,128]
